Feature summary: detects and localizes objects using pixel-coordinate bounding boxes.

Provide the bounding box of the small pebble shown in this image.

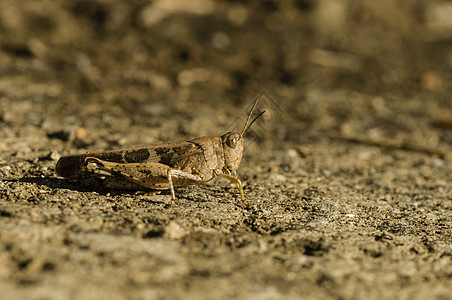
[431,158,444,168]
[269,173,287,181]
[287,148,298,158]
[298,146,310,156]
[164,222,186,239]
[50,151,60,161]
[75,127,87,140]
[308,219,328,226]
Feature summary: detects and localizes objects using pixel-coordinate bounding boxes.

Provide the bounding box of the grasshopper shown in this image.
[55,99,265,208]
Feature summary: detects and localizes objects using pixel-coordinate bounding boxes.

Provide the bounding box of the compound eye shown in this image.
[226,134,238,148]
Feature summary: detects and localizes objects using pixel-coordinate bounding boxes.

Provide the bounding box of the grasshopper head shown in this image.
[222,132,244,172]
[222,98,266,173]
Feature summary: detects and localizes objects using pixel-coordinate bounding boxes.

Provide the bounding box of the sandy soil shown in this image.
[0,1,451,299]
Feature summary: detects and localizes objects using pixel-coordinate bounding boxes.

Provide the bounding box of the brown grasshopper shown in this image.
[55,99,265,208]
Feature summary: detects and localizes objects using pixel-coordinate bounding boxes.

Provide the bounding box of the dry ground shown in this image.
[0,1,451,299]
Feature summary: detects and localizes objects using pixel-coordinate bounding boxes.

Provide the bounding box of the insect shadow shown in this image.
[7,177,223,206]
[7,176,164,196]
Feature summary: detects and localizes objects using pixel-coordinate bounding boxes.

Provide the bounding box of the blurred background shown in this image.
[0,0,451,153]
[1,2,451,298]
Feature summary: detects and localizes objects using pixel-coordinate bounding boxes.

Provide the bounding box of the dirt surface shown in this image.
[0,1,451,299]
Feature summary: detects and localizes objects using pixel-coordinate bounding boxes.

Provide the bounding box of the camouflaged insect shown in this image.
[56,99,265,208]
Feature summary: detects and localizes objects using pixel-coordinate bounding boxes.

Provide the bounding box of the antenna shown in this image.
[241,111,265,137]
[241,97,264,137]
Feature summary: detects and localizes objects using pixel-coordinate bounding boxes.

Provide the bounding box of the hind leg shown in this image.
[85,157,202,206]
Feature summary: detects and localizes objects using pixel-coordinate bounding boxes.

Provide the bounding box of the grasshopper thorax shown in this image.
[221,132,244,173]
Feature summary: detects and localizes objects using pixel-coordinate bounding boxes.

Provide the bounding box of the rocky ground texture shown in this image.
[0,1,451,299]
